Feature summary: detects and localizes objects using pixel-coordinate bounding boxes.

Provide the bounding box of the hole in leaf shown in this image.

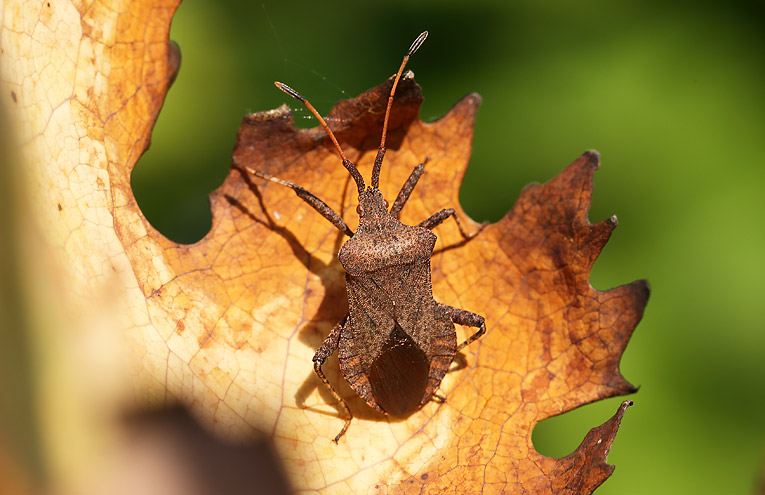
[532,396,630,459]
[130,3,228,244]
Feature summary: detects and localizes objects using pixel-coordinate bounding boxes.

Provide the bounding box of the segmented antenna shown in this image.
[370,31,428,189]
[274,81,366,193]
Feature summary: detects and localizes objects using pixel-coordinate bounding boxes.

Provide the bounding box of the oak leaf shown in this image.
[1,0,648,493]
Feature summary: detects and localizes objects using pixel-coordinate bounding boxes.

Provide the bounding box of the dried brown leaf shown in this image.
[218,76,647,493]
[1,1,648,493]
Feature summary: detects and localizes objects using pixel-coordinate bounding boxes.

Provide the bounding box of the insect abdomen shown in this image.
[368,321,430,417]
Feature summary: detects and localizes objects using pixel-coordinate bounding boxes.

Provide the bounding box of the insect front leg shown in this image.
[418,208,487,240]
[313,315,353,443]
[233,158,354,237]
[439,304,486,351]
[389,158,429,218]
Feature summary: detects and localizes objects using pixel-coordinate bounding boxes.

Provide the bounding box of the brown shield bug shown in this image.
[236,31,486,442]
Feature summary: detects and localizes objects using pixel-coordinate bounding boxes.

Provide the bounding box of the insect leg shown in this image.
[234,158,354,238]
[439,304,486,351]
[418,208,487,239]
[313,315,353,443]
[389,158,429,219]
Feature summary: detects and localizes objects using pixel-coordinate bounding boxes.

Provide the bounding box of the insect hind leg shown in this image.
[312,316,353,443]
[439,304,486,351]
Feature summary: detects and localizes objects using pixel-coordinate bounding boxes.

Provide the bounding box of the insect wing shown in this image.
[368,321,430,416]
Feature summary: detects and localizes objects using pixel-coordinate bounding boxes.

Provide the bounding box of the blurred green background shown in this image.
[131,0,765,493]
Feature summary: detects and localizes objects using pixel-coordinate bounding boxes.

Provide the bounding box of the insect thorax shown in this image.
[338,218,436,276]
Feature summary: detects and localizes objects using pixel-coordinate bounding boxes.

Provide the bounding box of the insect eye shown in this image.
[356,204,364,215]
[383,199,389,209]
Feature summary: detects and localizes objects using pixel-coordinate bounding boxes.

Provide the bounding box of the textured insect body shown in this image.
[338,197,457,417]
[238,31,486,442]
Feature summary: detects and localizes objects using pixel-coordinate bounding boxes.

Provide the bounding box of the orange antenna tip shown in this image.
[274,81,304,101]
[408,31,428,56]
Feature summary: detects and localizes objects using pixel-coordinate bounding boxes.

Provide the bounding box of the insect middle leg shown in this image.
[313,315,352,443]
[418,208,486,240]
[439,304,486,351]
